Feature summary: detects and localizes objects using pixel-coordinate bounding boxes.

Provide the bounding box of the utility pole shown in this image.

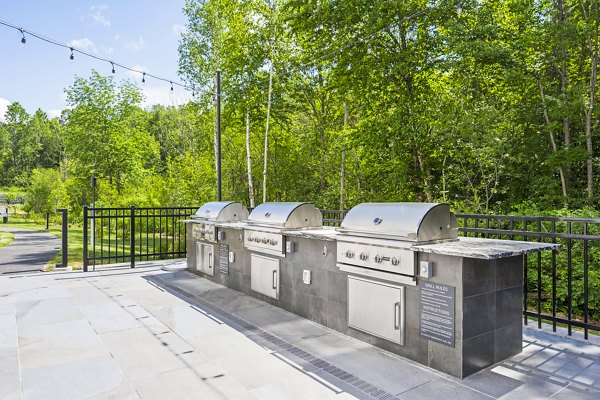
[216,71,222,201]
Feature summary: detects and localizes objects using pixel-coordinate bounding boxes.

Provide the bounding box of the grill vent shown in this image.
[219,244,229,274]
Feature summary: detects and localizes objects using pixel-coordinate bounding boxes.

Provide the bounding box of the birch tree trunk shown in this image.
[262,58,274,204]
[586,21,598,200]
[246,109,255,207]
[537,77,569,207]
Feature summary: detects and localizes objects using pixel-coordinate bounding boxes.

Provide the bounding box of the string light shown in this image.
[0,19,207,96]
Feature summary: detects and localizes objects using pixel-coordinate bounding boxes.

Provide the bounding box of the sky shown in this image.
[0,1,192,120]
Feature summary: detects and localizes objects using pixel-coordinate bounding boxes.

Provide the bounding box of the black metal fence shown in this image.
[83,206,198,272]
[457,214,600,340]
[82,206,599,339]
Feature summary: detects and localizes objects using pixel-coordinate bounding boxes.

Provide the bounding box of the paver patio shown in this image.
[0,260,599,400]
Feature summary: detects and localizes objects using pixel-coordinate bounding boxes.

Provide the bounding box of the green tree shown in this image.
[63,71,160,206]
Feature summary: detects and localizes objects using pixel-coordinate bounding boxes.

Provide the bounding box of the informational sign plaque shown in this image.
[420,282,455,347]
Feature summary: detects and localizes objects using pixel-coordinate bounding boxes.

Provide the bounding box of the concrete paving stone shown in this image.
[536,352,595,379]
[249,373,357,400]
[395,378,491,400]
[68,284,116,307]
[489,365,568,399]
[84,383,141,400]
[196,286,264,315]
[550,385,600,400]
[132,363,257,400]
[13,280,71,302]
[148,304,226,341]
[188,329,272,365]
[463,369,525,398]
[100,324,207,380]
[18,319,108,369]
[246,312,333,345]
[0,302,13,315]
[0,292,13,305]
[0,313,17,349]
[572,361,600,387]
[234,304,306,333]
[21,355,128,400]
[16,297,83,328]
[119,286,189,311]
[80,300,163,334]
[219,351,313,391]
[0,347,21,400]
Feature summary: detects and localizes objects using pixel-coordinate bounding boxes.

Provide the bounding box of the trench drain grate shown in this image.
[153,277,400,400]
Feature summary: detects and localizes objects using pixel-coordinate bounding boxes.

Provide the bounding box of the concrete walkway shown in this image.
[0,228,60,274]
[1,261,599,400]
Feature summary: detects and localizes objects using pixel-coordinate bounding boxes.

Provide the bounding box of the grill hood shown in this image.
[246,202,322,229]
[192,201,249,222]
[338,202,458,243]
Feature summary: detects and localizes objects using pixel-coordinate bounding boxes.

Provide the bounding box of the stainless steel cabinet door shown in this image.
[250,253,279,299]
[348,276,404,345]
[196,243,215,276]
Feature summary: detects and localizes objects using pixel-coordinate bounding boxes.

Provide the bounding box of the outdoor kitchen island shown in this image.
[186,202,558,379]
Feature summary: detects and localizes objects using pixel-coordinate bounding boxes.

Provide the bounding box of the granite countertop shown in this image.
[283,227,339,241]
[412,236,561,260]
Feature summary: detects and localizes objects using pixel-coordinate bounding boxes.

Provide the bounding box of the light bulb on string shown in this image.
[142,72,145,83]
[69,48,74,61]
[111,62,115,74]
[19,29,26,46]
[170,81,174,92]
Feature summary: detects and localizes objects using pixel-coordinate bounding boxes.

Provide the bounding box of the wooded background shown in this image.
[1,0,600,217]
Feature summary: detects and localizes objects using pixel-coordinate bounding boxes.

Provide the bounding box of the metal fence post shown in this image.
[130,205,136,268]
[83,206,88,272]
[55,208,68,268]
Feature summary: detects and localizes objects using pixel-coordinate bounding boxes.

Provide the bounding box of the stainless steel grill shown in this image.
[336,203,458,285]
[244,202,322,257]
[190,201,249,243]
[244,202,323,300]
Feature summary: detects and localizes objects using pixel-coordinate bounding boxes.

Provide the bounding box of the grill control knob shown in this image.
[359,252,369,261]
[374,255,383,264]
[391,257,400,266]
[345,250,355,259]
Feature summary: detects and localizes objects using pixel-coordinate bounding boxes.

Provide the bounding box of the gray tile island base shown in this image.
[186,223,556,379]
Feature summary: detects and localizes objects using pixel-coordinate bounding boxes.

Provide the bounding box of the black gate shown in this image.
[83,206,198,271]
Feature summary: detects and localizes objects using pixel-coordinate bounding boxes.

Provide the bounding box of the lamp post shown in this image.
[90,175,97,259]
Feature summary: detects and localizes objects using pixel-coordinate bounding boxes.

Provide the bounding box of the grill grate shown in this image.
[152,276,400,400]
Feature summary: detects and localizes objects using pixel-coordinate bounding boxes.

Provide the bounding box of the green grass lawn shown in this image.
[1,216,84,270]
[0,230,14,249]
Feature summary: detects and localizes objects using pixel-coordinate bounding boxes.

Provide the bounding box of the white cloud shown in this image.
[68,38,98,53]
[126,35,145,51]
[172,24,186,35]
[0,97,10,122]
[90,5,111,27]
[47,109,63,119]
